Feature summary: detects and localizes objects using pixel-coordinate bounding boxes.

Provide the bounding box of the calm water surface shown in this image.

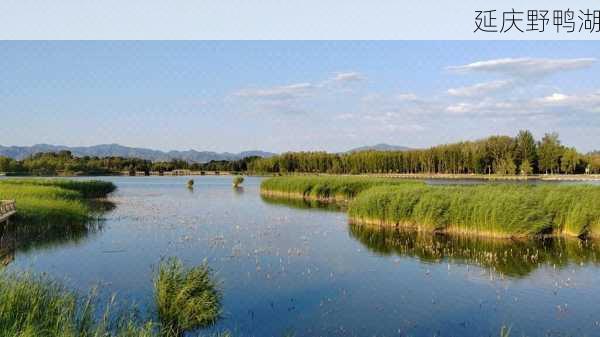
[4,176,600,337]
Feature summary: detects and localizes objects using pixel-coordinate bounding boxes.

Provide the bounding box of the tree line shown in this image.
[0,151,259,176]
[247,131,600,175]
[1,131,599,176]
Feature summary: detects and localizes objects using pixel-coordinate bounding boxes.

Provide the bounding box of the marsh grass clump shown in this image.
[154,257,221,337]
[232,176,244,188]
[0,179,116,225]
[0,272,155,337]
[2,179,116,198]
[260,176,423,202]
[348,183,600,238]
[0,272,78,337]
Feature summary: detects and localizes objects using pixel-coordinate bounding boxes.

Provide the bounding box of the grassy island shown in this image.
[261,176,600,239]
[0,179,116,225]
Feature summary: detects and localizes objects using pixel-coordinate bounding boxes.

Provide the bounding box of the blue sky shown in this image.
[1,41,599,152]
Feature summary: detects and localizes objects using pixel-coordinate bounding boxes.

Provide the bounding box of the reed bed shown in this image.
[154,257,221,337]
[0,272,155,337]
[261,176,600,238]
[1,257,225,337]
[349,184,600,238]
[0,179,116,225]
[260,176,423,202]
[1,179,116,198]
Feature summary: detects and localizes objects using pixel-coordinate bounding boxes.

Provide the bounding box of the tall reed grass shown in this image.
[349,184,600,238]
[260,176,423,202]
[261,176,600,238]
[0,179,116,225]
[154,257,221,337]
[0,272,155,337]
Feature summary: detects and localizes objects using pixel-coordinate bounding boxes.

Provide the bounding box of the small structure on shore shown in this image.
[0,200,16,224]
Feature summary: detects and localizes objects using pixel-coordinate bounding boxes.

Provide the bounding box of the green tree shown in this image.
[519,159,533,175]
[560,147,579,174]
[0,156,11,173]
[538,132,563,174]
[495,157,517,175]
[514,130,538,172]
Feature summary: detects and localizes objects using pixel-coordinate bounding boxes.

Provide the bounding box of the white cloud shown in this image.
[234,70,365,107]
[332,72,365,83]
[235,82,314,100]
[395,93,418,101]
[447,58,596,78]
[540,93,569,103]
[447,80,513,97]
[532,91,600,112]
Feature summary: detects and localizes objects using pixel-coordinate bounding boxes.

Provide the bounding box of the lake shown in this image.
[3,176,600,337]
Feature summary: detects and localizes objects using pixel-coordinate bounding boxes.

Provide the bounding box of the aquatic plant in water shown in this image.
[154,257,221,337]
[261,176,600,238]
[0,272,155,337]
[232,176,244,188]
[349,183,600,238]
[260,176,422,201]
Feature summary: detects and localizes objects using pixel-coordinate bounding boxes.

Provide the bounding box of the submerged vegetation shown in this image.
[154,258,221,337]
[0,179,116,225]
[261,176,600,238]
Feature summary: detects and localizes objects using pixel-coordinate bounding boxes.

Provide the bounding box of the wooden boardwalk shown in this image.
[0,200,16,223]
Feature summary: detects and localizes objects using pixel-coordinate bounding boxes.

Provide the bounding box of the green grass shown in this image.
[260,176,423,201]
[0,179,116,225]
[261,176,600,238]
[0,272,155,337]
[1,179,116,198]
[348,183,600,238]
[1,256,226,337]
[154,257,221,337]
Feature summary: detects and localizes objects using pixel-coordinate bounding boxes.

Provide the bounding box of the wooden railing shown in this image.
[0,200,16,222]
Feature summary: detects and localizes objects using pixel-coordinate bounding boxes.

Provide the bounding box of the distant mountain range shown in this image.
[0,142,413,162]
[0,144,275,163]
[348,143,412,152]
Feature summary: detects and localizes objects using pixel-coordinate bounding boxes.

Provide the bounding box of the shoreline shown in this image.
[327,173,600,182]
[347,217,595,240]
[2,172,600,181]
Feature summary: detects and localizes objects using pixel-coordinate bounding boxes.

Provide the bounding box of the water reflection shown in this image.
[260,194,344,212]
[349,223,600,278]
[0,200,115,267]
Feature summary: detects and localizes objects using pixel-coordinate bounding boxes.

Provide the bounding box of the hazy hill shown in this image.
[348,143,412,153]
[0,144,275,163]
